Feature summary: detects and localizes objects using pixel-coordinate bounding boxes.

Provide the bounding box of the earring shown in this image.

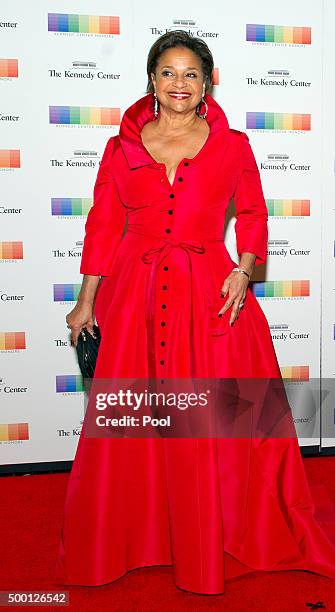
[196,88,208,119]
[195,94,208,119]
[153,91,159,119]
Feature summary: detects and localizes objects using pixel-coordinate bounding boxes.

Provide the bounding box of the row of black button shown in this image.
[159,161,189,380]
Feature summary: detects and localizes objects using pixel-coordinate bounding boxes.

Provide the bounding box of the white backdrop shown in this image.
[1,0,334,466]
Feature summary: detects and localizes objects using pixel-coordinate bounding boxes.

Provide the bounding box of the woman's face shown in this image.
[151,46,205,115]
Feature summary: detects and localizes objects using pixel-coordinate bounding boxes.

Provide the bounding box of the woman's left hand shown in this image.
[218,271,249,325]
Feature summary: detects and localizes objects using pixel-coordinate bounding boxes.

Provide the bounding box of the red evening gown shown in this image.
[54,93,335,594]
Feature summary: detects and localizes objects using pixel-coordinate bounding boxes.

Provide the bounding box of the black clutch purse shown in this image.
[76,325,101,379]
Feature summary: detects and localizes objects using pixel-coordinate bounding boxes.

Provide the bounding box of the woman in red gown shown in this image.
[54,31,335,594]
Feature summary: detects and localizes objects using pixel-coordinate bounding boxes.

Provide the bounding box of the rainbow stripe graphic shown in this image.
[247,112,311,131]
[0,59,18,77]
[251,280,310,297]
[267,199,310,216]
[49,106,120,126]
[0,423,29,441]
[48,13,120,34]
[212,68,219,85]
[280,366,309,380]
[56,375,84,393]
[0,242,23,259]
[0,332,26,350]
[0,150,20,168]
[54,284,81,301]
[246,24,311,45]
[52,198,92,216]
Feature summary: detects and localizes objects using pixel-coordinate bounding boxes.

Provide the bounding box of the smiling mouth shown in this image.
[168,92,192,99]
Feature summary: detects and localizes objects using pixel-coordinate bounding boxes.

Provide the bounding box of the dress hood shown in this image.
[118,92,230,169]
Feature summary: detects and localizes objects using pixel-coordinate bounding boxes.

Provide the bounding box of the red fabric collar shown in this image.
[118,92,230,169]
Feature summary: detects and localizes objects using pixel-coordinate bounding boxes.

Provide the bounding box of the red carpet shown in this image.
[1,457,335,611]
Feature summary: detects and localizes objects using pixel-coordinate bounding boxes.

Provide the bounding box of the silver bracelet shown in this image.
[232,266,250,280]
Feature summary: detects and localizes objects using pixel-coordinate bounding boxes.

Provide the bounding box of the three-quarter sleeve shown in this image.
[233,131,268,266]
[80,136,127,276]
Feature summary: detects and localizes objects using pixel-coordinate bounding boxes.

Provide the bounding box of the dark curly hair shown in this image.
[146,30,214,94]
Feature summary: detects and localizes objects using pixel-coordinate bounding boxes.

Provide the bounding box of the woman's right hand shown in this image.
[66,300,95,347]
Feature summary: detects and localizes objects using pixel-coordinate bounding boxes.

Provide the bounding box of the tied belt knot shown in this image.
[141,239,206,265]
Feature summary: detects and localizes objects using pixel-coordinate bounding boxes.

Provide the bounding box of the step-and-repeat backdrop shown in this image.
[1,0,335,466]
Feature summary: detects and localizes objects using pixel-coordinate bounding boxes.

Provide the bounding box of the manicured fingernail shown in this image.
[218,313,222,317]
